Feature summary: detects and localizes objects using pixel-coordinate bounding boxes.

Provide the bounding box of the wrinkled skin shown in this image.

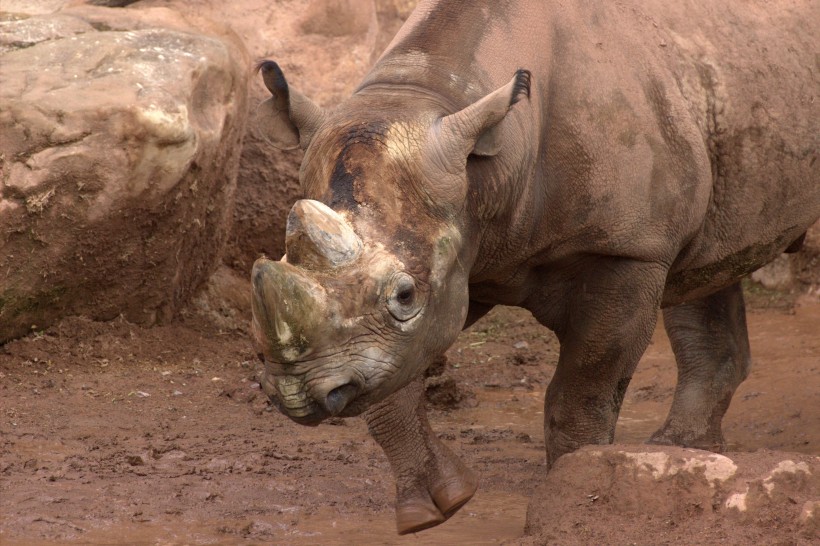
[251,0,820,534]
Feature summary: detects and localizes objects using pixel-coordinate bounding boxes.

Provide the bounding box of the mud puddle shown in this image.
[18,490,524,546]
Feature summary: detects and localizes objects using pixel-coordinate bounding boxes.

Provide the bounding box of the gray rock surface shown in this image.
[525,445,818,545]
[0,6,249,341]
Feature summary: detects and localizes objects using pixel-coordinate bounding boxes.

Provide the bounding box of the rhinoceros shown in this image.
[250,0,819,534]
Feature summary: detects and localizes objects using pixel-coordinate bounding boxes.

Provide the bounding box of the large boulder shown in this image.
[524,445,818,545]
[0,4,249,342]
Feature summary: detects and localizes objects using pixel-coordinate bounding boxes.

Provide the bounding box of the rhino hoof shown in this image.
[395,467,479,534]
[432,470,479,518]
[396,501,445,535]
[647,428,727,453]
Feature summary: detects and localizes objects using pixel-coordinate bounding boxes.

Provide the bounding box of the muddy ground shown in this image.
[1,291,818,545]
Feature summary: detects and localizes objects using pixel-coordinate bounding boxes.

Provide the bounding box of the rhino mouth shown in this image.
[267,395,327,426]
[259,366,365,425]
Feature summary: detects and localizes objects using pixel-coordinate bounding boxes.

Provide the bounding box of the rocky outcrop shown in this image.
[0,5,249,342]
[524,445,818,545]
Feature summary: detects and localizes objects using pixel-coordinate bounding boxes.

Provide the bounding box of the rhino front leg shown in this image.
[363,375,478,535]
[539,260,666,467]
[649,281,751,451]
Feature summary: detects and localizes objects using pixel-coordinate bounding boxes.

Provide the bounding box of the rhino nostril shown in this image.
[324,383,358,416]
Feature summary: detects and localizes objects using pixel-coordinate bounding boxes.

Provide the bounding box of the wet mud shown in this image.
[1,299,818,545]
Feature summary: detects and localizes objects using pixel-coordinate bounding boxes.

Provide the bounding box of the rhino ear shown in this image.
[254,60,326,150]
[433,69,531,162]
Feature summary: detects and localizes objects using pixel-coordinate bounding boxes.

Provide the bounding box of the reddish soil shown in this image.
[1,296,818,545]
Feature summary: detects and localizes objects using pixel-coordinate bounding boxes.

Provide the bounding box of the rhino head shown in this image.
[251,61,530,425]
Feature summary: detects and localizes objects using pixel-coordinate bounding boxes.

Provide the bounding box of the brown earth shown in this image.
[1,294,817,545]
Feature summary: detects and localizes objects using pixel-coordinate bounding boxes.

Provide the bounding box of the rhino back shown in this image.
[360,1,818,307]
[651,0,820,303]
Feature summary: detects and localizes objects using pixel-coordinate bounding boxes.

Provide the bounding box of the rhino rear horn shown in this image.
[285,199,363,270]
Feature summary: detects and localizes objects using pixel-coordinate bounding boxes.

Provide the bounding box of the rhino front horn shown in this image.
[285,199,363,270]
[251,258,326,362]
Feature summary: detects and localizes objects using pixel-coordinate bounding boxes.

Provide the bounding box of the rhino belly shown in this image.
[661,231,803,307]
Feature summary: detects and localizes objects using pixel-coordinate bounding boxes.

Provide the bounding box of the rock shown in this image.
[0,5,249,342]
[751,254,793,290]
[723,459,814,520]
[100,1,421,284]
[750,220,820,295]
[800,500,819,539]
[0,13,94,53]
[0,1,72,16]
[126,454,146,466]
[525,445,819,545]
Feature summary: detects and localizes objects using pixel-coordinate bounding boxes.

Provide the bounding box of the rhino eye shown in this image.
[387,273,421,321]
[396,287,414,305]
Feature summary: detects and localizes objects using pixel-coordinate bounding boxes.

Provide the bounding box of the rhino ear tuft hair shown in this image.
[510,69,532,105]
[256,60,289,97]
[436,69,532,160]
[253,60,326,150]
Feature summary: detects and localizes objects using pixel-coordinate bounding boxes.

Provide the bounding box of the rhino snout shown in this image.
[322,382,359,416]
[309,372,364,417]
[263,367,364,424]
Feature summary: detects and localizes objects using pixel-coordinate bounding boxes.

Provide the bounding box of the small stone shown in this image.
[516,432,532,443]
[126,454,146,466]
[513,341,529,350]
[243,520,277,537]
[799,500,818,538]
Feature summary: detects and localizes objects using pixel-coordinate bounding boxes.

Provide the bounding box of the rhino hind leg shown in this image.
[649,281,751,451]
[363,376,478,535]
